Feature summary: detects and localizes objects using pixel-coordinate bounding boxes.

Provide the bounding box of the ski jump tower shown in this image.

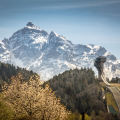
[94,56,111,86]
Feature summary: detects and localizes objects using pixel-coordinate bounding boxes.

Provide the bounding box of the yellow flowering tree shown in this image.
[2,73,70,120]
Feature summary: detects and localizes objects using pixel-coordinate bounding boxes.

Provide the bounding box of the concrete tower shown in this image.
[94,56,106,81]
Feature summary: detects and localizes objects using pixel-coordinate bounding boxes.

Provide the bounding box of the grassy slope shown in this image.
[105,92,119,112]
[100,82,119,113]
[111,83,120,90]
[118,87,120,90]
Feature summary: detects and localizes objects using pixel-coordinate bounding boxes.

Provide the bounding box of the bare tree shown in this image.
[2,73,70,120]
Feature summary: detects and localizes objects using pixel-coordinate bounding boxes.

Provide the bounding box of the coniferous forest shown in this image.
[43,68,106,116]
[0,61,36,90]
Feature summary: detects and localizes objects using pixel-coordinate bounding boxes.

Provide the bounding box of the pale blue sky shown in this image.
[0,0,120,59]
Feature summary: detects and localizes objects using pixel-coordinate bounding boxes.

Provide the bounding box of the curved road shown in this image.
[108,87,120,112]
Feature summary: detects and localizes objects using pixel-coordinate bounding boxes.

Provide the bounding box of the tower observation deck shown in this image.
[94,56,111,86]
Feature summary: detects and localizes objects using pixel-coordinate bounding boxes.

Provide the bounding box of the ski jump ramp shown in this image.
[101,73,111,86]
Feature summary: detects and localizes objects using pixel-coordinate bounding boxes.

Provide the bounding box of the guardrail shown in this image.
[115,86,120,92]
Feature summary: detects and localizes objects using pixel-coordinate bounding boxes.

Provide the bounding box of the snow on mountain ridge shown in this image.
[0,40,14,65]
[0,22,120,80]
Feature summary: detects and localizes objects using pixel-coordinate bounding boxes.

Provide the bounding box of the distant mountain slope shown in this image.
[0,22,120,80]
[43,68,107,116]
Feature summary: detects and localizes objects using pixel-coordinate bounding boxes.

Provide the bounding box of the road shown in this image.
[108,87,120,112]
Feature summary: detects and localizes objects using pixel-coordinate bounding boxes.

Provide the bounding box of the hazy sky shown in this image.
[0,0,120,60]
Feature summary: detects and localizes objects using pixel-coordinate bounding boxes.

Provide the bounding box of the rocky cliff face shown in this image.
[0,22,120,80]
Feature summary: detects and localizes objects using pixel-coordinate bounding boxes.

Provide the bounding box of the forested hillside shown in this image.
[0,62,120,119]
[43,68,107,116]
[0,61,37,90]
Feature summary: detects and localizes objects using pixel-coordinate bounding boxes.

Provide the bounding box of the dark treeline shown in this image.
[43,67,107,116]
[110,77,120,83]
[0,61,37,89]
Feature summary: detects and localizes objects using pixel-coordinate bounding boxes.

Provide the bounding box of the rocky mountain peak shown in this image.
[26,22,36,27]
[48,31,59,41]
[49,31,58,38]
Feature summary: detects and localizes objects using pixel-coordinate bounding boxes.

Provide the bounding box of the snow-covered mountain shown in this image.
[1,22,120,80]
